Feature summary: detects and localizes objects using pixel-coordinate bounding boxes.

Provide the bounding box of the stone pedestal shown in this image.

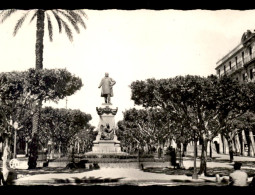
[86,103,127,156]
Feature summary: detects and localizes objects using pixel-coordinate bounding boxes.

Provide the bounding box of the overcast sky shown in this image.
[1,9,255,127]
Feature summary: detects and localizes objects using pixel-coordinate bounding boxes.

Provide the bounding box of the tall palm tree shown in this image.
[0,9,87,168]
[0,9,87,69]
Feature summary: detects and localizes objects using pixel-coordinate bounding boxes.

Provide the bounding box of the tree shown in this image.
[0,71,29,184]
[0,9,87,168]
[119,108,151,152]
[230,111,255,156]
[212,75,255,162]
[0,69,83,171]
[24,68,83,168]
[71,126,96,154]
[130,76,221,175]
[39,107,93,154]
[0,9,87,69]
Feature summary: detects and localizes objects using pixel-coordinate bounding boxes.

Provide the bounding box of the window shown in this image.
[242,52,244,63]
[250,69,253,80]
[224,65,226,73]
[250,46,252,56]
[229,61,231,69]
[235,56,238,65]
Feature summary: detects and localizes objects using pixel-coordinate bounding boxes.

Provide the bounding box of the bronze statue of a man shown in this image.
[98,72,116,104]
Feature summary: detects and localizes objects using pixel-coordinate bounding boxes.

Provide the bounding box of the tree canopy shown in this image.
[130,74,255,173]
[39,106,92,152]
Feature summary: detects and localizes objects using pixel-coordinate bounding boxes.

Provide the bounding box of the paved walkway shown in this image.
[14,167,217,186]
[13,153,255,186]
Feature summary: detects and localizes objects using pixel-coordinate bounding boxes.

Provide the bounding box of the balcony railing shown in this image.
[236,61,243,69]
[244,52,255,64]
[224,62,242,75]
[222,52,255,76]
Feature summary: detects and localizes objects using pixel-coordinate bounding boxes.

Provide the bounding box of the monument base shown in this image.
[85,102,128,157]
[85,138,128,156]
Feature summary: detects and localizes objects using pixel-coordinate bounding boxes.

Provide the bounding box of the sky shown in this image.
[1,9,255,127]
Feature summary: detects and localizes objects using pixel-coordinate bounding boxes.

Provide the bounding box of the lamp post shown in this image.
[48,140,52,160]
[179,136,185,168]
[192,131,198,179]
[13,121,18,159]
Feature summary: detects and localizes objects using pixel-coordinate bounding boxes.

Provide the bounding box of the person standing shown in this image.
[170,147,177,169]
[158,147,162,159]
[229,162,248,186]
[98,72,116,104]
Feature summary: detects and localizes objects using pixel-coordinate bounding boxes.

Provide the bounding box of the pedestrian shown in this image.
[229,162,248,186]
[152,146,156,153]
[170,148,177,169]
[158,147,162,159]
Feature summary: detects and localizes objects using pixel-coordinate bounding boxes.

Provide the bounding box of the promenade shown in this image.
[13,153,255,186]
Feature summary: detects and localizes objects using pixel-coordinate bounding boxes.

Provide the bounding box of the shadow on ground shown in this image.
[16,167,94,176]
[53,176,125,184]
[143,166,255,177]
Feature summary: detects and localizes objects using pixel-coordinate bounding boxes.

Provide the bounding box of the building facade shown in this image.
[215,30,255,157]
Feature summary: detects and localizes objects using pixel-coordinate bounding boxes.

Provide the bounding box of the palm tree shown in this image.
[0,9,87,69]
[0,9,87,169]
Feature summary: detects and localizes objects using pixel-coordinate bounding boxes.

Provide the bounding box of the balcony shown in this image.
[223,52,255,76]
[224,62,243,75]
[244,52,255,65]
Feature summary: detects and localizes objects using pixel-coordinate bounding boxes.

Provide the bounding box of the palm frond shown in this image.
[29,10,38,23]
[75,9,88,19]
[47,13,53,42]
[54,9,80,33]
[13,11,31,36]
[51,10,62,33]
[59,18,73,42]
[66,10,87,29]
[0,9,18,23]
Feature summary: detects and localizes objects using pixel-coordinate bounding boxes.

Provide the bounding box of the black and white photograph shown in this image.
[0,4,255,192]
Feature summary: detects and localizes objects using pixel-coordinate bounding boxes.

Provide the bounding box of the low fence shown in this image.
[47,160,170,168]
[46,153,169,168]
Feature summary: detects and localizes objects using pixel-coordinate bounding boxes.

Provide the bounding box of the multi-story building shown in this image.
[215,29,255,157]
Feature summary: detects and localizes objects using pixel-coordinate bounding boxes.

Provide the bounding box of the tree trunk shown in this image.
[27,9,45,169]
[35,9,45,70]
[182,142,187,157]
[227,137,234,163]
[138,145,141,168]
[28,99,42,169]
[1,136,10,185]
[245,130,251,156]
[209,140,212,158]
[177,142,183,168]
[25,141,28,157]
[192,139,198,179]
[199,138,208,175]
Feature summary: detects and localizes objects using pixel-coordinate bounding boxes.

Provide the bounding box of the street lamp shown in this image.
[192,130,198,179]
[179,136,185,168]
[13,121,18,159]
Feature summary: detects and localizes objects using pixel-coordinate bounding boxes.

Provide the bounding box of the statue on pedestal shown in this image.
[98,72,116,104]
[85,72,126,156]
